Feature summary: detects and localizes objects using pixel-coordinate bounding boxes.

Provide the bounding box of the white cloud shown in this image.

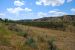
[7,7,24,14]
[0,13,6,19]
[48,10,67,16]
[0,13,5,16]
[7,7,32,14]
[25,8,32,12]
[36,0,65,6]
[71,8,75,12]
[7,0,32,14]
[67,0,72,3]
[14,0,24,6]
[36,1,42,5]
[37,12,47,17]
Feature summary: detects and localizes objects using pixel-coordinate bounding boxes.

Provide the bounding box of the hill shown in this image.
[33,15,75,22]
[0,15,75,50]
[15,15,75,33]
[0,22,75,50]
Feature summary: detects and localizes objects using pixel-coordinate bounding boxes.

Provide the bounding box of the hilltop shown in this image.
[33,15,75,22]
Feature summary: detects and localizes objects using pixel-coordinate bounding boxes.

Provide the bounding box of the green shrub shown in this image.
[23,32,28,38]
[25,37,36,48]
[47,37,57,50]
[18,32,28,37]
[20,22,66,31]
[8,23,22,32]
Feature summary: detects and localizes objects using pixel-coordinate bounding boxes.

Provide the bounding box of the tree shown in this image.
[4,19,8,22]
[0,18,3,21]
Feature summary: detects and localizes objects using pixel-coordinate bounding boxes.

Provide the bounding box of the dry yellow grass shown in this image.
[17,24,75,50]
[0,23,75,50]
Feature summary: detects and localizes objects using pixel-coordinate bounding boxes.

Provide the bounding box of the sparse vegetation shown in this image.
[8,23,21,32]
[47,38,56,50]
[0,16,75,50]
[25,37,37,48]
[0,37,10,46]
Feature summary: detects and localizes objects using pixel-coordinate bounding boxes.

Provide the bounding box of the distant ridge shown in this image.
[33,15,75,22]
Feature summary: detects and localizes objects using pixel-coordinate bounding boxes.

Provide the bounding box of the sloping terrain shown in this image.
[0,23,25,50]
[18,24,75,50]
[0,22,75,50]
[33,15,75,22]
[17,15,75,33]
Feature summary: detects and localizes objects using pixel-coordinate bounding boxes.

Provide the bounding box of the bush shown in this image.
[25,37,36,48]
[47,37,57,50]
[18,32,28,37]
[20,22,66,31]
[38,36,45,42]
[8,23,22,32]
[23,32,28,38]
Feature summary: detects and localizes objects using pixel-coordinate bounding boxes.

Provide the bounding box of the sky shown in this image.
[0,0,75,20]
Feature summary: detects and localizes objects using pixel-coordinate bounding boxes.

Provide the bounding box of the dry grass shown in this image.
[0,23,75,50]
[17,24,75,50]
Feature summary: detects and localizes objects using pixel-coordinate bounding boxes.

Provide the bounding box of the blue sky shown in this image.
[0,0,75,20]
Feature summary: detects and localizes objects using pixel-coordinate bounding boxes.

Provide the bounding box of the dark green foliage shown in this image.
[4,19,9,23]
[18,32,28,37]
[20,22,66,31]
[23,32,28,37]
[0,18,3,21]
[19,21,75,32]
[26,38,34,45]
[25,37,36,48]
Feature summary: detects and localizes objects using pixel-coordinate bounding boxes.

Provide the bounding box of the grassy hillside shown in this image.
[18,25,75,50]
[0,21,75,50]
[33,15,75,22]
[0,22,57,50]
[16,15,75,33]
[0,22,25,50]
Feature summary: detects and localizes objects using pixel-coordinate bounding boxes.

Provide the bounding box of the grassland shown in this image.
[0,21,75,50]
